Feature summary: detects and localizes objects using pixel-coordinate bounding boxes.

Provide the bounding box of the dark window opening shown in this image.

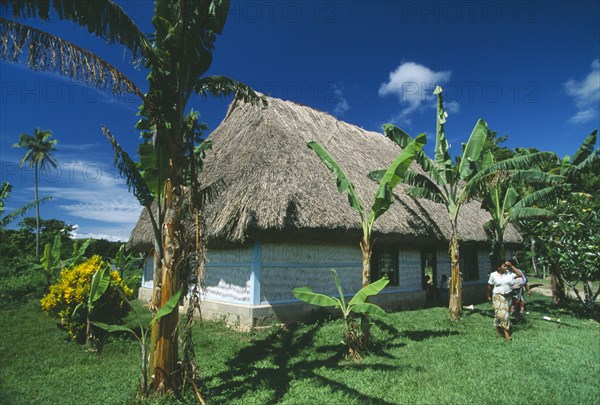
[371,245,399,286]
[461,245,479,281]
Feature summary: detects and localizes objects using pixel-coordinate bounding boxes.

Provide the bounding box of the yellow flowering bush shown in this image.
[41,255,134,341]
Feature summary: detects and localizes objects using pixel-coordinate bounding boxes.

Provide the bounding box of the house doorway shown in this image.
[421,249,437,306]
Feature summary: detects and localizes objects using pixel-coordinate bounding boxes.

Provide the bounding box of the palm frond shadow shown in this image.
[202,322,400,405]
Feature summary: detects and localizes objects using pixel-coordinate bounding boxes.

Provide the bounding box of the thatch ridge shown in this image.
[128,95,521,251]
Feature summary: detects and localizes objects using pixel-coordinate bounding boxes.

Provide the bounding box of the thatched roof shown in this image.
[129,96,521,251]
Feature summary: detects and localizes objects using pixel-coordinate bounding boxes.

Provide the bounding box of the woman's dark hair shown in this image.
[508,257,519,266]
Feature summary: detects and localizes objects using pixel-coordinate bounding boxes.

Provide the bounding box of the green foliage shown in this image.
[9,217,76,259]
[0,268,46,304]
[523,193,600,311]
[111,244,142,279]
[40,256,133,342]
[294,270,388,357]
[18,234,92,289]
[0,181,51,227]
[477,151,563,262]
[308,134,426,239]
[478,129,515,163]
[13,128,58,171]
[86,238,122,259]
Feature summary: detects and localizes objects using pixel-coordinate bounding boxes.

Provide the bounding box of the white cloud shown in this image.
[564,59,600,124]
[40,184,141,224]
[70,224,133,242]
[331,84,350,116]
[379,62,454,123]
[73,231,130,242]
[59,143,102,151]
[446,100,460,114]
[568,109,597,124]
[34,159,142,240]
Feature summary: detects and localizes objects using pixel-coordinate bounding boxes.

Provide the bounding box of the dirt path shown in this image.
[531,285,581,300]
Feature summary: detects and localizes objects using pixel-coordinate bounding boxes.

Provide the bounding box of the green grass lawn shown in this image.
[1,295,599,405]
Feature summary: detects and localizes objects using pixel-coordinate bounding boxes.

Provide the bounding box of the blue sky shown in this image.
[1,0,599,241]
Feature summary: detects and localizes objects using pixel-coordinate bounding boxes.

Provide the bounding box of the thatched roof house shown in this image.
[131,96,521,326]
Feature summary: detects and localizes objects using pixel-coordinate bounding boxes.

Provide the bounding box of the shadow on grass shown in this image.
[371,318,460,342]
[204,320,404,405]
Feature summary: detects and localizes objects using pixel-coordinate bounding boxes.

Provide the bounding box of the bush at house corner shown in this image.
[41,255,134,341]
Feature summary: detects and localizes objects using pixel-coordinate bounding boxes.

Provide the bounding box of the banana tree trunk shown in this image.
[359,238,372,347]
[449,230,462,320]
[148,246,161,381]
[497,236,505,264]
[34,161,40,258]
[152,180,182,392]
[550,262,566,306]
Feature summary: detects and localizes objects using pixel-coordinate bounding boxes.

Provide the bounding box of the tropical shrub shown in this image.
[0,267,45,304]
[293,270,389,359]
[523,193,600,312]
[40,255,133,341]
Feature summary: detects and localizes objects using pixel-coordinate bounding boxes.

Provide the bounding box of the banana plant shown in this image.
[17,234,91,289]
[111,244,142,279]
[1,0,263,392]
[88,265,182,397]
[477,151,564,263]
[374,86,555,320]
[293,269,388,358]
[0,181,51,228]
[308,132,425,345]
[72,264,111,348]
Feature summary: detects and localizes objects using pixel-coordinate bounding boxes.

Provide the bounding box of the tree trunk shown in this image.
[449,231,462,320]
[148,247,161,383]
[140,338,148,397]
[550,262,566,305]
[152,180,182,392]
[34,162,40,258]
[497,238,505,264]
[530,239,541,278]
[359,238,372,348]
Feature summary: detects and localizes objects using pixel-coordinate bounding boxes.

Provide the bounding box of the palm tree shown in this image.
[13,128,58,258]
[308,133,426,347]
[1,0,261,394]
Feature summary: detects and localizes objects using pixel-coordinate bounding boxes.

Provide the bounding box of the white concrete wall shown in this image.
[139,242,464,305]
[142,255,154,289]
[477,250,492,281]
[260,242,362,303]
[393,249,422,291]
[436,247,451,287]
[139,247,254,303]
[204,246,253,303]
